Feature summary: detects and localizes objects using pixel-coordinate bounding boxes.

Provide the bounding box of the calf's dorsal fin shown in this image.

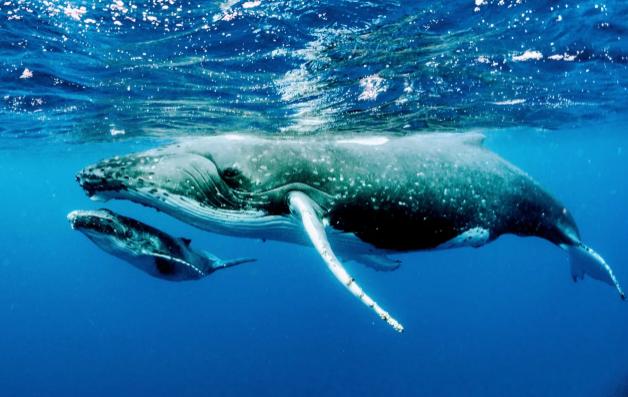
[459,132,485,146]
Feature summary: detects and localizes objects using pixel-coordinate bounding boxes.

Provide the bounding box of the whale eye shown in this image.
[222,167,240,179]
[221,167,246,189]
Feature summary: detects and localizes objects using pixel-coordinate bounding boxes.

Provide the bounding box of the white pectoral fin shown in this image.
[288,191,404,332]
[566,243,625,300]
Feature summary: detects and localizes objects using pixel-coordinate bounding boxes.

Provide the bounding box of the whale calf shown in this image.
[68,209,255,281]
[76,133,624,331]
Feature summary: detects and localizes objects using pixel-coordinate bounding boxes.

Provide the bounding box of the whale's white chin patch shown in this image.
[88,193,112,202]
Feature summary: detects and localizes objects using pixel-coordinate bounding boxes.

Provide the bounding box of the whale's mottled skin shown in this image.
[75,134,569,247]
[68,209,254,281]
[75,133,624,331]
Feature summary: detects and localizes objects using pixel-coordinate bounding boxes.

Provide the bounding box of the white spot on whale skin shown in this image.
[437,227,490,249]
[336,137,389,146]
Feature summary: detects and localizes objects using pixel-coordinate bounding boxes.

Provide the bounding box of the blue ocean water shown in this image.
[1,1,627,396]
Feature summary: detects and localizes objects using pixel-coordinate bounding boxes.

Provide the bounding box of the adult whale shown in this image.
[76,133,624,331]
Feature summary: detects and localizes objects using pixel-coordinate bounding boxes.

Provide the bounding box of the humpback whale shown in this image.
[68,208,255,281]
[76,133,624,331]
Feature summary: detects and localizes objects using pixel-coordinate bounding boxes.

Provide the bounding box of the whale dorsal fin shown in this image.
[179,238,192,247]
[288,191,404,332]
[459,132,485,146]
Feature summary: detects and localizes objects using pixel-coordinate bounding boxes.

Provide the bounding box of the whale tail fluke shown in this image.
[566,243,625,300]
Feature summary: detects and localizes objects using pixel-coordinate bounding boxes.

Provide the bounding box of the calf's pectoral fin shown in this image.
[288,191,404,333]
[563,243,625,300]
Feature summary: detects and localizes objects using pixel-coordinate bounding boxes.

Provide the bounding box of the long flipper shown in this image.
[566,243,625,300]
[288,191,404,332]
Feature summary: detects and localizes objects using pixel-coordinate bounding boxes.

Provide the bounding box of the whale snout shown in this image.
[75,149,238,213]
[67,209,125,237]
[67,209,107,229]
[76,160,130,200]
[67,210,80,229]
[67,209,96,231]
[76,168,102,198]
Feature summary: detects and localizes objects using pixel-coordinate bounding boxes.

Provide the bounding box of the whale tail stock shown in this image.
[201,251,256,272]
[563,243,625,300]
[214,257,256,270]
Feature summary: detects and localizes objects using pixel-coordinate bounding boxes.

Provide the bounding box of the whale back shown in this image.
[80,133,579,251]
[182,133,577,250]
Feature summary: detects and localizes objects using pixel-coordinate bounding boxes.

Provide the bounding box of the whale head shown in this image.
[67,208,143,262]
[68,208,130,241]
[75,136,311,235]
[76,149,235,207]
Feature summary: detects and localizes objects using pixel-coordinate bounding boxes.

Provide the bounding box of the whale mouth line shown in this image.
[84,185,298,238]
[74,157,337,241]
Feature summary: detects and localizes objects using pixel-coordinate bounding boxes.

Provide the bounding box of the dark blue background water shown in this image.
[1,0,627,396]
